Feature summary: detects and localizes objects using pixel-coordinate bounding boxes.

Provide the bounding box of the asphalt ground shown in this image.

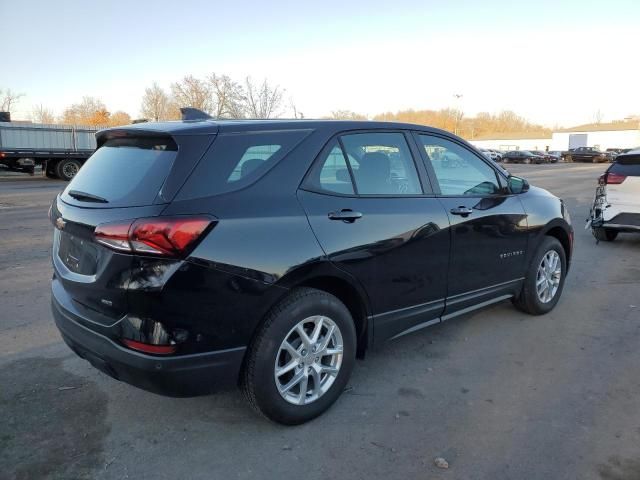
[1,163,639,480]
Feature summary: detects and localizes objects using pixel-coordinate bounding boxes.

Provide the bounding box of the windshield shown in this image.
[61,136,178,208]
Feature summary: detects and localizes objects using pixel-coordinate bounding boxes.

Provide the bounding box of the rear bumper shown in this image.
[603,212,640,231]
[51,286,246,397]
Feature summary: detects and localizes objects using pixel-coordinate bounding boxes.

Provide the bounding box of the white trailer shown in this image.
[0,121,99,180]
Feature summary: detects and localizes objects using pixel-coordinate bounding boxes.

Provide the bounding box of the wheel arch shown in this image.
[276,262,372,358]
[295,275,370,358]
[541,222,573,270]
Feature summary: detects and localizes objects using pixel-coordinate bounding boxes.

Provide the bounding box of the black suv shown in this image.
[50,113,573,424]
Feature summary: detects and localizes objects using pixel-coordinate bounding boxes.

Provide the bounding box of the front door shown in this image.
[298,131,451,343]
[414,133,529,316]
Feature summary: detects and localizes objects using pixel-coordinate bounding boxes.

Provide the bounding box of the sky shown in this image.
[1,0,639,127]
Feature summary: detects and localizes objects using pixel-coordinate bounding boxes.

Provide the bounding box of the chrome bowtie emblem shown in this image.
[55,217,66,230]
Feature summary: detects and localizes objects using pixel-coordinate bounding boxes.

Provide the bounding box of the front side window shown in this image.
[418,135,502,196]
[340,132,422,195]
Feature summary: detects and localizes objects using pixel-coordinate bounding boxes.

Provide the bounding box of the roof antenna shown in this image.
[180,107,213,121]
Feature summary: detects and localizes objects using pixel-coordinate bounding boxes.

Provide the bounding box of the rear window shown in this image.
[61,136,177,207]
[177,130,310,199]
[610,155,640,176]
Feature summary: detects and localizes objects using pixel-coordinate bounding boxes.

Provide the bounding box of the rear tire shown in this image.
[56,159,82,181]
[242,288,356,425]
[513,236,567,315]
[592,227,618,242]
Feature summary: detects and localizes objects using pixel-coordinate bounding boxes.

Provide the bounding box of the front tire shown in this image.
[513,236,567,315]
[242,288,356,425]
[592,227,618,242]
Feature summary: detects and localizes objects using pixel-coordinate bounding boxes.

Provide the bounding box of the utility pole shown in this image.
[453,94,463,135]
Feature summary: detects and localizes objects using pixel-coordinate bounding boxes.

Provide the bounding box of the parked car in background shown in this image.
[503,150,546,164]
[479,149,502,163]
[605,148,632,160]
[548,151,564,162]
[479,149,493,160]
[531,151,557,163]
[565,146,611,163]
[589,149,640,241]
[488,149,503,162]
[50,111,573,424]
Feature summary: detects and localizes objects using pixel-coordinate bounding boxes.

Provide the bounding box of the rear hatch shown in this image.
[51,130,214,325]
[606,154,640,211]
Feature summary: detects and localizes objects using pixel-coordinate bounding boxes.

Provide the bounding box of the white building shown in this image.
[551,123,640,151]
[469,122,640,152]
[470,133,552,152]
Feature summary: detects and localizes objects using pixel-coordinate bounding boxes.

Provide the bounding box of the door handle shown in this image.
[328,209,363,223]
[450,206,473,217]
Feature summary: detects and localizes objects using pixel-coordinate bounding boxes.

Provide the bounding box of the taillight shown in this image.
[94,216,213,257]
[605,172,626,184]
[94,222,131,251]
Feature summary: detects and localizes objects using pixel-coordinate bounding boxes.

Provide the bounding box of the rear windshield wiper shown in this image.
[67,190,109,203]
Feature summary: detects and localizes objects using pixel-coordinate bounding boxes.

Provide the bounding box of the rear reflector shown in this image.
[95,216,213,257]
[122,339,176,355]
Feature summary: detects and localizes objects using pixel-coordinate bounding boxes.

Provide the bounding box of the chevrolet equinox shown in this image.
[50,109,573,424]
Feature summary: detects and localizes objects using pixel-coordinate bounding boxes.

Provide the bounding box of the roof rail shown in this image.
[180,107,213,121]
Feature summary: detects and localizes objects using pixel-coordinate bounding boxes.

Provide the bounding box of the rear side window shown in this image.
[314,141,355,195]
[341,133,422,195]
[305,132,423,196]
[610,155,640,176]
[61,136,177,207]
[178,130,309,199]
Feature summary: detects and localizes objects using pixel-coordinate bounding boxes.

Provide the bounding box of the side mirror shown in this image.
[508,176,529,194]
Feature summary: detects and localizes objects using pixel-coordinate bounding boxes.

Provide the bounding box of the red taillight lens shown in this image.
[605,173,626,184]
[95,221,133,251]
[94,216,213,257]
[122,339,176,355]
[130,217,212,256]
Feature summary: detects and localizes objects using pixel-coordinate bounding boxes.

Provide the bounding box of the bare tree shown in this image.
[0,88,25,112]
[244,77,284,119]
[593,109,604,124]
[327,110,367,120]
[61,97,110,126]
[289,97,303,119]
[170,75,211,113]
[31,104,55,124]
[140,82,170,121]
[208,74,246,119]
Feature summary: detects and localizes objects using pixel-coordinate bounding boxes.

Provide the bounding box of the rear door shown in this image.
[298,131,451,343]
[414,133,529,316]
[52,133,213,324]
